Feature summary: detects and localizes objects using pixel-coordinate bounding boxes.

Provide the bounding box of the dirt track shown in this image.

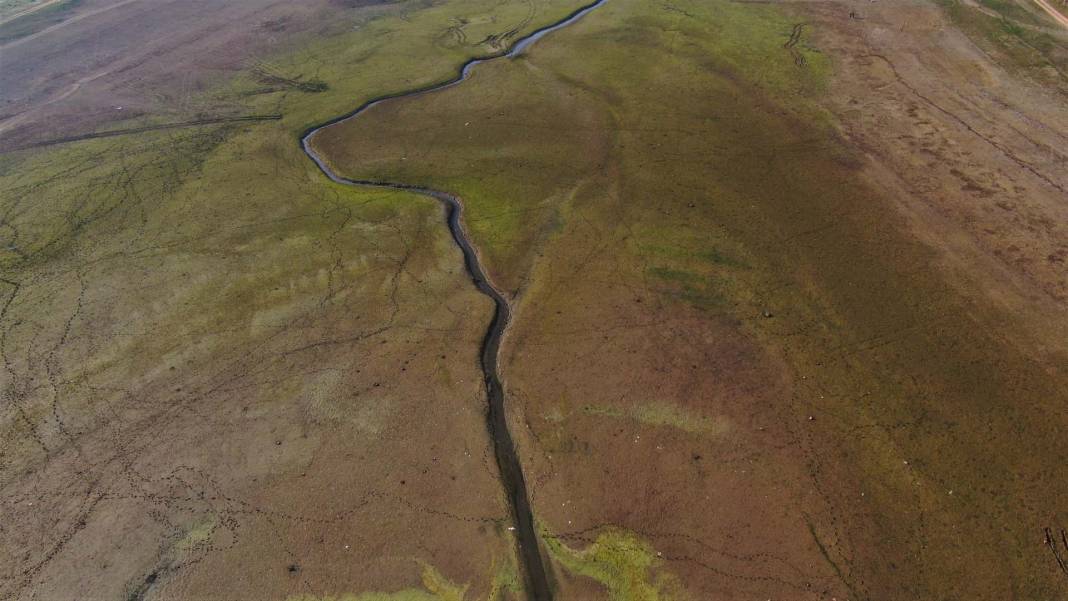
[1034,0,1068,28]
[0,0,66,25]
[0,0,144,49]
[0,0,355,151]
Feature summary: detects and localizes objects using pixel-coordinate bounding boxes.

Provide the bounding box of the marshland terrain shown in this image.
[1,0,1067,599]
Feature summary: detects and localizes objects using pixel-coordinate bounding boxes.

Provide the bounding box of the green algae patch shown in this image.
[544,529,687,601]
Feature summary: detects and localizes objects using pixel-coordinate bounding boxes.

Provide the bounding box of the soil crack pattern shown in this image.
[299,2,608,599]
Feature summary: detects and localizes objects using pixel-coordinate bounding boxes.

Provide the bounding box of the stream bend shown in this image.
[299,2,607,599]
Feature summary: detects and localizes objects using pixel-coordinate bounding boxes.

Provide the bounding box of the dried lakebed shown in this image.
[299,1,608,598]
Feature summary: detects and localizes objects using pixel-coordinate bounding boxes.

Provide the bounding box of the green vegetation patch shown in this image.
[544,529,686,601]
[175,517,217,553]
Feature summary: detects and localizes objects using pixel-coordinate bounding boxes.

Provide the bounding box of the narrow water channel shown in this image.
[299,2,607,598]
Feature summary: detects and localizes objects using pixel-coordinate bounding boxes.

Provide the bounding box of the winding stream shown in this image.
[299,2,607,599]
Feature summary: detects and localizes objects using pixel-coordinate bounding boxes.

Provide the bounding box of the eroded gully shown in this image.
[299,2,608,599]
